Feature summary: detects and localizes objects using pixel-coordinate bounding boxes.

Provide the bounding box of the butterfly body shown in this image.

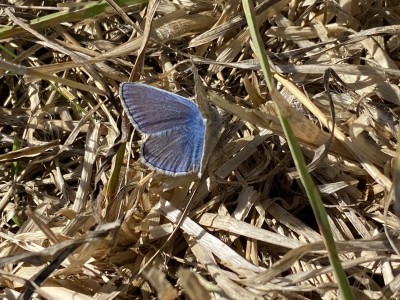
[120,82,214,177]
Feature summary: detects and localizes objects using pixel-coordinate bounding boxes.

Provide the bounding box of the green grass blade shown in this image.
[242,0,353,298]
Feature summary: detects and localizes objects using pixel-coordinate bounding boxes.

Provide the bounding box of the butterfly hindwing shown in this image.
[142,122,205,175]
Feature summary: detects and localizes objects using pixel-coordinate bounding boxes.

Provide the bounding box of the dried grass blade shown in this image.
[0,140,59,163]
[130,0,159,81]
[0,60,105,95]
[71,121,100,212]
[189,242,259,299]
[0,0,148,40]
[189,0,289,47]
[198,213,304,249]
[157,199,262,273]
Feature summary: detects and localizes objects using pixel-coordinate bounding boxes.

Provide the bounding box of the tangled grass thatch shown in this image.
[0,0,400,299]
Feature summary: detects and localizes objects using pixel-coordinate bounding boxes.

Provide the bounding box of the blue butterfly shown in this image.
[120,83,218,177]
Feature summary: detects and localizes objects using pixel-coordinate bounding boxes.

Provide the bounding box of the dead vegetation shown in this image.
[0,0,400,299]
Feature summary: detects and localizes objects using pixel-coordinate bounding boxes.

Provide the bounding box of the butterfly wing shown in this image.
[120,82,202,134]
[120,82,206,176]
[142,119,205,176]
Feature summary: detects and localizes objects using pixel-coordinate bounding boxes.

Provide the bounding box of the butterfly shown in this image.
[120,82,219,177]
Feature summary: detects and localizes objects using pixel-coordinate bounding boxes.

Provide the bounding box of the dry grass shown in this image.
[0,0,400,299]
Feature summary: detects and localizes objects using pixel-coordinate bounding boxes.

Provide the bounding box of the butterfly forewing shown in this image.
[120,83,203,134]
